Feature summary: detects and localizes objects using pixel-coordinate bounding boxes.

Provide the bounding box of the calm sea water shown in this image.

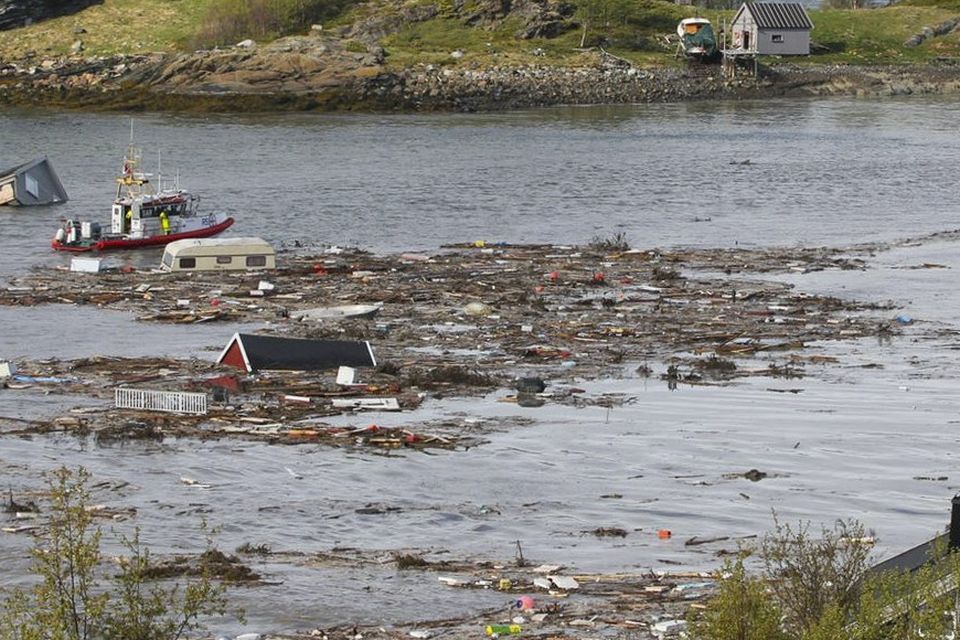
[1,98,960,277]
[2,98,960,634]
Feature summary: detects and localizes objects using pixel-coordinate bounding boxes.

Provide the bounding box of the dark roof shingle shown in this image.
[221,333,376,372]
[745,2,813,29]
[871,533,948,575]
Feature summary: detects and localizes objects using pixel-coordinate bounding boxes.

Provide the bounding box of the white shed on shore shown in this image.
[730,2,813,56]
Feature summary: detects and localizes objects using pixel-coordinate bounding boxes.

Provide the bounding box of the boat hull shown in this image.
[52,217,235,253]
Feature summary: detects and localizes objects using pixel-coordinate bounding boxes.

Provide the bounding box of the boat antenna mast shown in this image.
[119,121,150,198]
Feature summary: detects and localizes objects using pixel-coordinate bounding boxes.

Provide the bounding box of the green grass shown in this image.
[0,0,214,58]
[806,6,960,63]
[0,0,959,67]
[381,16,549,67]
[902,0,960,10]
[380,0,692,68]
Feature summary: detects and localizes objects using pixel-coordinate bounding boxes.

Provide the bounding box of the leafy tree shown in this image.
[0,467,237,640]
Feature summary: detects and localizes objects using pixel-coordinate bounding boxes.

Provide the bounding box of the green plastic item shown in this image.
[682,23,718,58]
[485,624,522,636]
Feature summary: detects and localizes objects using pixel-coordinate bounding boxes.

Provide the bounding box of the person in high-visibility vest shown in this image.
[160,210,171,235]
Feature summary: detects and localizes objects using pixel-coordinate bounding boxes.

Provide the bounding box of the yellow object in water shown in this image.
[485,624,522,636]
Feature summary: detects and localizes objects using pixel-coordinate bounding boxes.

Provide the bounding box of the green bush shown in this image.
[192,0,362,48]
[849,552,957,640]
[0,467,239,640]
[687,556,788,640]
[761,515,872,637]
[692,514,960,640]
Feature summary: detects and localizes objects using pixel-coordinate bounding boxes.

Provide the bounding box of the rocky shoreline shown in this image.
[2,34,960,112]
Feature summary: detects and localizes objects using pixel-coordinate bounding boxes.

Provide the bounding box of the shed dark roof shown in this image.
[742,2,813,29]
[219,333,376,372]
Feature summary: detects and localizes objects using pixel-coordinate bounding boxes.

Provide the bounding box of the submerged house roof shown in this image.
[0,156,69,206]
[871,495,960,575]
[217,333,377,373]
[734,2,813,29]
[871,532,949,575]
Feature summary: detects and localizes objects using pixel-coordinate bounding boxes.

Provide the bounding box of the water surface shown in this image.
[3,98,960,634]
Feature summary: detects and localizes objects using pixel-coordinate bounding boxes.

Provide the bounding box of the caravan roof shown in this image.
[164,237,273,253]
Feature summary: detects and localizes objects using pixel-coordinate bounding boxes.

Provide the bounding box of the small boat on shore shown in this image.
[677,17,719,62]
[51,143,233,252]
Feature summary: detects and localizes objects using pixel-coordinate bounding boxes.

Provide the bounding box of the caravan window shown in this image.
[246,255,266,267]
[162,252,173,268]
[217,256,232,264]
[179,257,196,269]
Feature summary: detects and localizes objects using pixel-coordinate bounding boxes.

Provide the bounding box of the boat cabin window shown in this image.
[216,256,232,264]
[179,257,196,269]
[246,255,267,267]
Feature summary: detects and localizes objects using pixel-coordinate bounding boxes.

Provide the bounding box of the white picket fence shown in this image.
[115,388,208,415]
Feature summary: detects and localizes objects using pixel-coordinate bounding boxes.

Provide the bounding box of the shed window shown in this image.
[179,257,196,269]
[216,256,233,264]
[771,34,784,43]
[246,255,267,267]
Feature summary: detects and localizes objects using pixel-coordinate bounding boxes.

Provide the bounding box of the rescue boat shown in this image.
[52,143,234,252]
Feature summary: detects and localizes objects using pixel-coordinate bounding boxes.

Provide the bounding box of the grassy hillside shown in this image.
[0,0,214,57]
[807,5,960,62]
[0,0,958,67]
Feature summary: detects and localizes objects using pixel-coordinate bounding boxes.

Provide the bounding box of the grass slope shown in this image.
[0,0,958,67]
[0,0,213,58]
[808,6,960,62]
